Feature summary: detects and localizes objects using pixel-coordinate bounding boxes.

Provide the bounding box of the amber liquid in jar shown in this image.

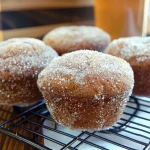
[95,0,149,39]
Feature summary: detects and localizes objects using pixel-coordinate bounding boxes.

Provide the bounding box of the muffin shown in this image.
[0,38,58,106]
[38,50,134,130]
[43,26,111,55]
[105,36,150,97]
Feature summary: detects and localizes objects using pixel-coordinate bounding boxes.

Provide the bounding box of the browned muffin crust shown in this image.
[43,26,111,55]
[38,50,134,130]
[105,36,150,96]
[0,38,58,106]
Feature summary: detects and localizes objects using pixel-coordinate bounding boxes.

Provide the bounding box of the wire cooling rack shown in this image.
[0,96,149,150]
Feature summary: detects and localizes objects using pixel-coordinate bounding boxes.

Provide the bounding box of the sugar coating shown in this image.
[105,36,150,61]
[0,38,58,106]
[0,38,58,75]
[43,26,111,54]
[38,50,134,130]
[105,37,150,97]
[39,50,133,86]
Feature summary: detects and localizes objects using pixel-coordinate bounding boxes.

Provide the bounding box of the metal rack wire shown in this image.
[0,96,149,150]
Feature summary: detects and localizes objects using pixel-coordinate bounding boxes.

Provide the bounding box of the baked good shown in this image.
[37,50,134,130]
[105,36,150,97]
[43,26,111,55]
[0,38,58,106]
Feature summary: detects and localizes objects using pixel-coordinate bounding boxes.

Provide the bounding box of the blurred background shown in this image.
[0,0,150,41]
[0,0,94,41]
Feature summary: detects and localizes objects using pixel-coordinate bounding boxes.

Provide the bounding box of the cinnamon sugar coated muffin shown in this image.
[0,38,58,106]
[105,36,150,96]
[43,26,111,55]
[37,50,134,130]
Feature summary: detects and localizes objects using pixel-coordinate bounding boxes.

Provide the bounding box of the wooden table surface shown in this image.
[0,105,44,150]
[0,106,29,150]
[0,106,30,150]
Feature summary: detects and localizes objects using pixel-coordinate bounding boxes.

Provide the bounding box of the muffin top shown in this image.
[38,50,134,98]
[105,37,150,59]
[43,26,111,54]
[0,38,58,79]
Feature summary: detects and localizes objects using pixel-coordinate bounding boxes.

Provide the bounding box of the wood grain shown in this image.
[0,105,44,150]
[1,0,94,11]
